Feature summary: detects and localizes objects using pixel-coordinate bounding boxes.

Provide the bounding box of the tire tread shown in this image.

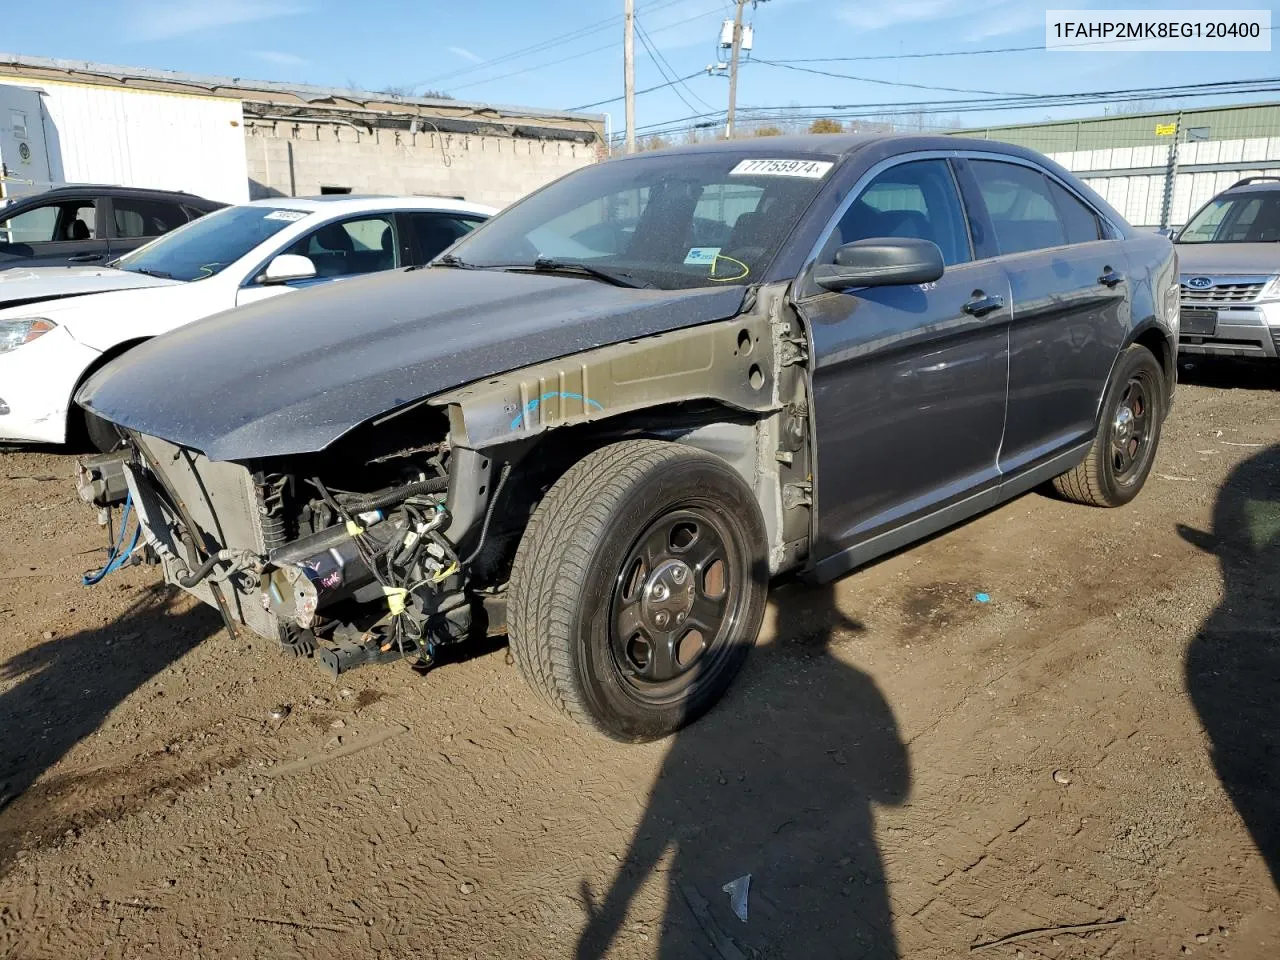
[508,440,699,736]
[1051,344,1162,508]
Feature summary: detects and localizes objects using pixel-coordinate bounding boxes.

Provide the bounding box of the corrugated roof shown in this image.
[0,52,605,127]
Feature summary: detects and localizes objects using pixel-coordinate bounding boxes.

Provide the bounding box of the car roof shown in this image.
[1221,180,1280,196]
[10,184,216,202]
[615,132,1051,164]
[246,195,498,216]
[636,133,887,159]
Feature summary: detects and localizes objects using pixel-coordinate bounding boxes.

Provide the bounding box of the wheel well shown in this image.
[68,338,149,429]
[510,399,757,490]
[465,400,762,585]
[1133,327,1174,391]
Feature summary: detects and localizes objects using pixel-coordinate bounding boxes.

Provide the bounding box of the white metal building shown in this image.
[959,102,1280,228]
[0,55,606,209]
[0,74,247,203]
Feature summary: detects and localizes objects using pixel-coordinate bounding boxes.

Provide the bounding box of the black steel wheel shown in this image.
[610,507,751,705]
[508,440,769,742]
[1109,373,1156,485]
[1053,343,1166,507]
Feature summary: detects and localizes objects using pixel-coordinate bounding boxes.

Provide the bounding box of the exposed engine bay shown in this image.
[74,285,815,679]
[77,405,505,676]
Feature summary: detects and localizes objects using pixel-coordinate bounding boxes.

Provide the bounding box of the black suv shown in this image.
[0,185,224,270]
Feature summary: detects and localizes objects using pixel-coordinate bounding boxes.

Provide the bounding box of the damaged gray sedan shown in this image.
[74,134,1178,741]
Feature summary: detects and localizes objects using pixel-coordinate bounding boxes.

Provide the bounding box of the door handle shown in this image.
[66,253,104,263]
[1098,268,1125,287]
[962,293,1005,317]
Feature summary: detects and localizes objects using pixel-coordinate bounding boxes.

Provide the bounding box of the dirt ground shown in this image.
[1,362,1278,959]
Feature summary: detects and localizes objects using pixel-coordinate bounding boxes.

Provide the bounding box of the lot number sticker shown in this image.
[730,158,834,179]
[264,209,309,222]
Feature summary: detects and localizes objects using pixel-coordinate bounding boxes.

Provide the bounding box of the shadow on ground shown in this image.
[578,579,909,959]
[1178,357,1280,392]
[1182,442,1280,891]
[0,583,219,872]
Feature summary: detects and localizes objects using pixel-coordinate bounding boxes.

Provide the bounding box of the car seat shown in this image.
[308,222,355,277]
[413,220,463,261]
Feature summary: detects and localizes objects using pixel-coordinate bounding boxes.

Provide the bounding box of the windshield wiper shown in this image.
[518,257,651,289]
[129,267,172,279]
[427,253,473,270]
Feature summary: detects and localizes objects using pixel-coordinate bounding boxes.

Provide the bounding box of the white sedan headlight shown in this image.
[1261,275,1280,300]
[0,318,56,355]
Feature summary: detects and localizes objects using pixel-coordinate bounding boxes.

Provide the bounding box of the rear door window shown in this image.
[1047,179,1102,245]
[111,198,190,239]
[969,160,1101,255]
[406,213,485,262]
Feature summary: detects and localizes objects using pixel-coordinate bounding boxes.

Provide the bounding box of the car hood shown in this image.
[0,265,179,309]
[78,267,749,461]
[1174,242,1280,277]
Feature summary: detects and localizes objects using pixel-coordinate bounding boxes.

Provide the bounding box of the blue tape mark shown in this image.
[510,391,604,430]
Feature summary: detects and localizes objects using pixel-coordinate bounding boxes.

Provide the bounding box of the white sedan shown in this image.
[0,195,495,449]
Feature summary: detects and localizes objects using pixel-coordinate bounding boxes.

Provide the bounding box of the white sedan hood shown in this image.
[0,274,236,353]
[0,265,180,309]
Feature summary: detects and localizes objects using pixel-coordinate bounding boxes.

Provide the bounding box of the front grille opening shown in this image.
[1180,282,1265,304]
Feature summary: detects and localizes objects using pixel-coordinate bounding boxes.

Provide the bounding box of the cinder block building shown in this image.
[0,54,606,208]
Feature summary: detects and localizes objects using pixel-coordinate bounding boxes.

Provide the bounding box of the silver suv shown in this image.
[1175,176,1280,358]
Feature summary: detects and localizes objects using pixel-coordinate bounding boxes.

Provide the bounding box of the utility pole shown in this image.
[624,0,636,153]
[1159,110,1183,234]
[725,0,747,139]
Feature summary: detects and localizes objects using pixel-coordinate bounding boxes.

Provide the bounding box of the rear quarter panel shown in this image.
[1122,232,1180,397]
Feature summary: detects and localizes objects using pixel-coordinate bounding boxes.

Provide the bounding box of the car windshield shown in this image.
[114,205,309,281]
[1179,191,1280,243]
[445,152,837,289]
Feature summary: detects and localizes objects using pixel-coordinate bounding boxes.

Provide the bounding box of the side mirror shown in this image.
[813,238,945,292]
[259,253,317,285]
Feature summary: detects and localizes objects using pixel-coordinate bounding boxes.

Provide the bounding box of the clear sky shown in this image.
[4,0,1278,138]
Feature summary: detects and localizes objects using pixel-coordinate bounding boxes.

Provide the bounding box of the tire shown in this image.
[508,439,770,742]
[1052,344,1165,507]
[82,410,127,453]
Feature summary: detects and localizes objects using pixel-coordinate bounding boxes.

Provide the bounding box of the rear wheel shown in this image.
[1053,344,1165,507]
[507,440,769,742]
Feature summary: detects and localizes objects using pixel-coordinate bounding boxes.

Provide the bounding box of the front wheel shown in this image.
[1053,344,1165,507]
[507,440,770,742]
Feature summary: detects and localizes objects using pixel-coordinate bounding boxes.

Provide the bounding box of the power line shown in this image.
[442,3,727,95]
[752,58,1034,98]
[569,70,709,111]
[411,0,691,89]
[626,75,1280,137]
[636,17,715,113]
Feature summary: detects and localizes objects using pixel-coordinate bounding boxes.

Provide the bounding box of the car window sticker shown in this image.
[263,209,309,222]
[684,246,721,266]
[729,159,834,179]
